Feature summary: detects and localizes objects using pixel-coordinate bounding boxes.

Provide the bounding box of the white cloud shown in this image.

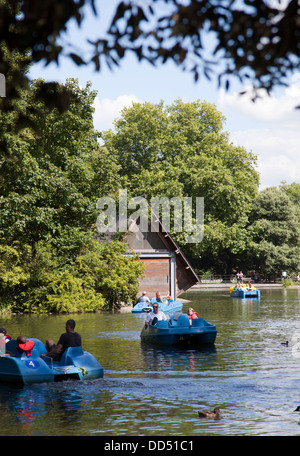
[218,76,300,189]
[219,82,300,125]
[92,87,300,190]
[93,94,140,131]
[231,128,300,189]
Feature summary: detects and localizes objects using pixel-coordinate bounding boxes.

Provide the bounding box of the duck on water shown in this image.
[198,408,222,419]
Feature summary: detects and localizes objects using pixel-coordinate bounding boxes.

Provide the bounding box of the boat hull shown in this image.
[0,338,104,385]
[230,289,260,298]
[140,314,217,346]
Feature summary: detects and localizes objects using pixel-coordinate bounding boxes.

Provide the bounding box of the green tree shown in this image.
[1,0,298,114]
[280,182,300,209]
[102,99,259,274]
[72,240,144,311]
[0,78,144,313]
[0,242,31,311]
[246,187,300,278]
[0,78,120,246]
[17,238,143,313]
[1,1,298,157]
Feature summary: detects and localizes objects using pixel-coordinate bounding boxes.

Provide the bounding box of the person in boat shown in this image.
[187,307,198,325]
[145,304,168,327]
[0,328,10,356]
[0,327,11,343]
[15,336,35,356]
[247,281,253,290]
[155,292,171,303]
[41,319,81,361]
[45,339,56,352]
[137,291,151,303]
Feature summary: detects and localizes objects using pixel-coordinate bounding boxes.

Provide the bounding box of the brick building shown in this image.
[125,216,199,300]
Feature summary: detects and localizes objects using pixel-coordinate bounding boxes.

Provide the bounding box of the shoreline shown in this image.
[121,284,298,312]
[189,282,284,290]
[2,284,298,315]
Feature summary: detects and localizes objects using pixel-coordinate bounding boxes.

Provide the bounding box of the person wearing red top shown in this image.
[15,336,35,356]
[187,307,198,325]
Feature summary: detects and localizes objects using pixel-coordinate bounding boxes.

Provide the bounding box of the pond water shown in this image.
[0,288,300,437]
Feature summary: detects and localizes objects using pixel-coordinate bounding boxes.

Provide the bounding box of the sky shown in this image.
[28,1,300,191]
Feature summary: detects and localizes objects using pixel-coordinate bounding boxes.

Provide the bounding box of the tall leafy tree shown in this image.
[0,78,120,247]
[1,0,298,112]
[280,182,300,209]
[1,1,298,158]
[102,99,259,274]
[0,78,144,312]
[246,187,300,278]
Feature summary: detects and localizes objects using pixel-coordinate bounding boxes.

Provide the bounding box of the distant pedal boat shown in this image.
[140,313,217,346]
[132,297,183,314]
[230,285,260,298]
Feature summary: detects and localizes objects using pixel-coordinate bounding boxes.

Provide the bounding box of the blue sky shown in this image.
[29,0,300,190]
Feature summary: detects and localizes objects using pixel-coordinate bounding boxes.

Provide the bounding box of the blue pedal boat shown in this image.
[0,338,104,385]
[140,313,217,346]
[132,298,183,314]
[230,286,260,298]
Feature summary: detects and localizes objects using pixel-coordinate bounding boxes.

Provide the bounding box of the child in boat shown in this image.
[15,336,35,356]
[187,307,198,325]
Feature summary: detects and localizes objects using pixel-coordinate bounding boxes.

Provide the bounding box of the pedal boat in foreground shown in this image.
[0,338,104,385]
[132,298,183,314]
[230,286,260,298]
[140,313,217,346]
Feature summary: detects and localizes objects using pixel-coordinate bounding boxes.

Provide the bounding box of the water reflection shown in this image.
[1,289,300,436]
[140,345,217,377]
[0,383,85,433]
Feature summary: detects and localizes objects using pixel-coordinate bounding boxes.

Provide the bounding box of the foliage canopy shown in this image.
[1,0,299,134]
[0,78,143,313]
[246,187,300,278]
[102,98,259,274]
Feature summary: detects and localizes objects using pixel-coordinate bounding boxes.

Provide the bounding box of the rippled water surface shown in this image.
[1,288,300,436]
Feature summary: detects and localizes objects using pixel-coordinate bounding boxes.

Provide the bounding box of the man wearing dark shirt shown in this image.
[41,319,81,360]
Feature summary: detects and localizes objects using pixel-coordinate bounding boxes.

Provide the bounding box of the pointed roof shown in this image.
[125,207,200,287]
